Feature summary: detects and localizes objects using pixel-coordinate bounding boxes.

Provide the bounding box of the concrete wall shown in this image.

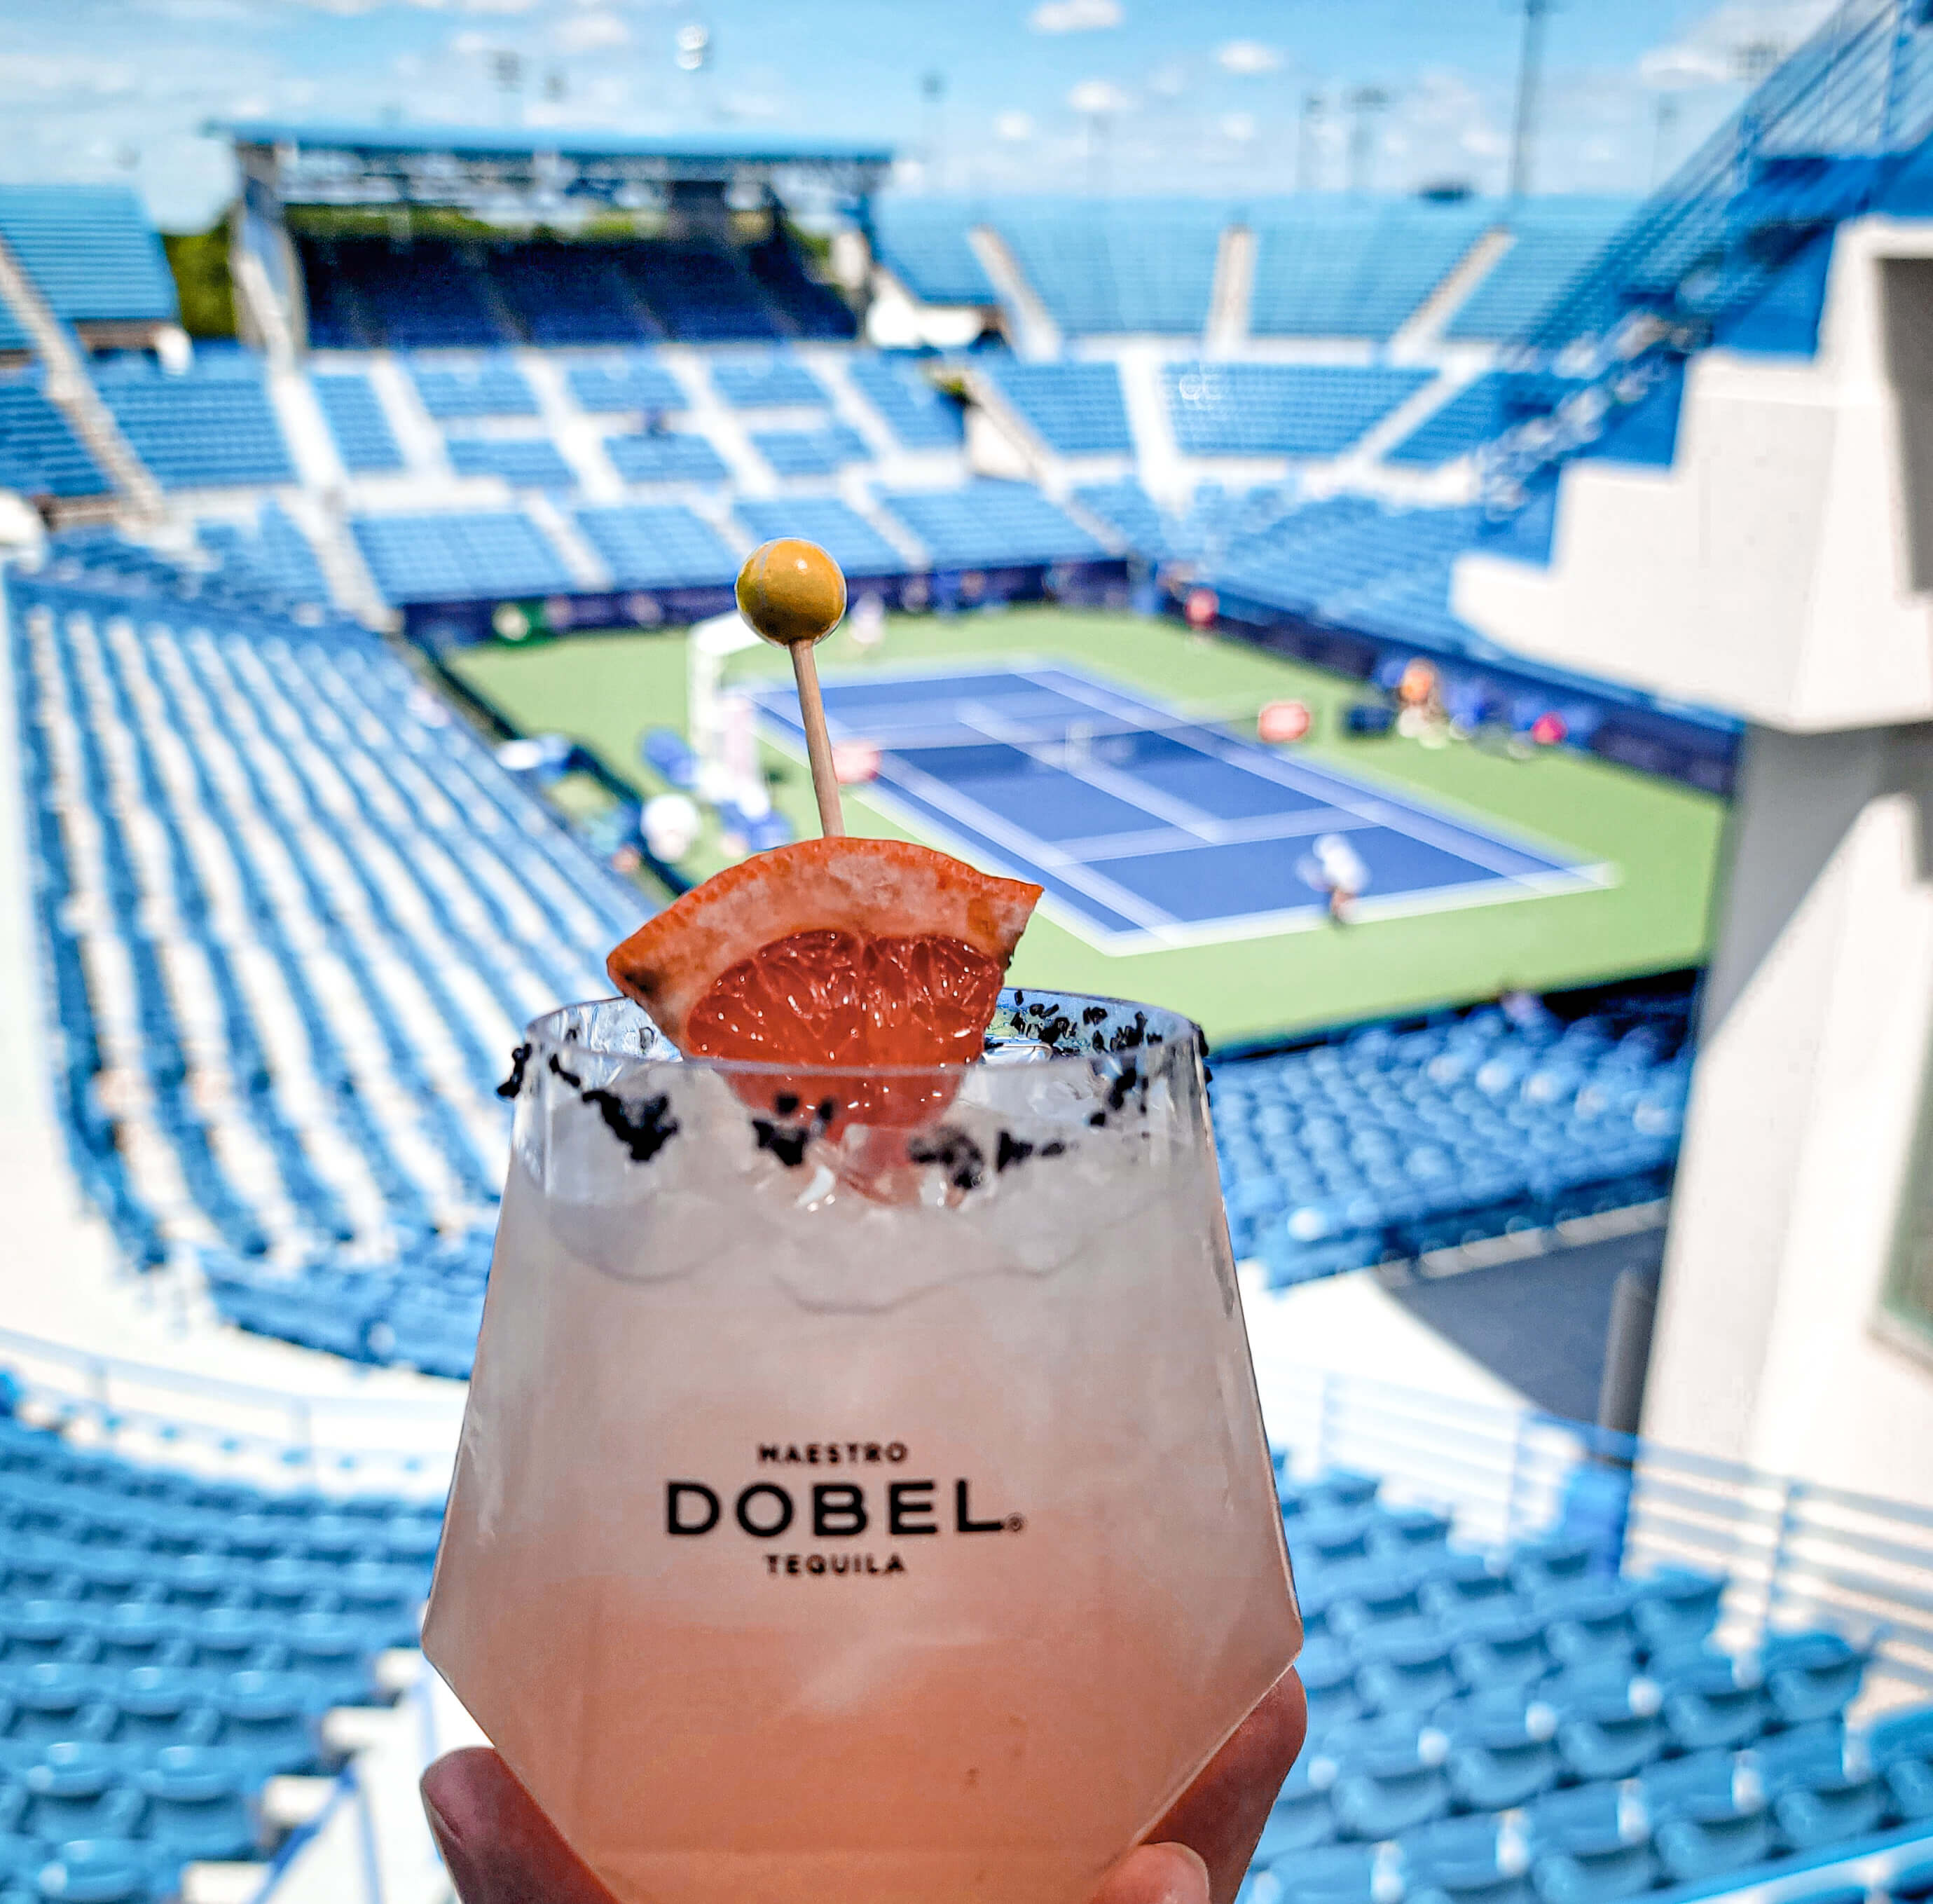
[1646,722,1933,1502]
[1453,217,1933,733]
[1445,213,1933,1505]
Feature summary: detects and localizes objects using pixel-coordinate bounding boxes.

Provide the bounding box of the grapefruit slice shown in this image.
[607,837,1042,1128]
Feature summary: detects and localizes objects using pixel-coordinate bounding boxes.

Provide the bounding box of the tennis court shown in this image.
[753,663,1610,952]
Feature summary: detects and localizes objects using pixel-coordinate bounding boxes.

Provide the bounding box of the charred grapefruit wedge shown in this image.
[607,837,1042,1128]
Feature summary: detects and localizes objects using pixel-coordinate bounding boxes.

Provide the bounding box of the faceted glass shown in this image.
[424,989,1300,1904]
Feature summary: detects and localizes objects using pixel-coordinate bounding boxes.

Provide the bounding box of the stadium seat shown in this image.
[846,355,963,448]
[93,362,294,490]
[1443,1724,1561,1812]
[575,505,738,590]
[1164,363,1434,458]
[1760,1631,1868,1727]
[1629,1573,1725,1657]
[135,1746,258,1863]
[310,374,404,473]
[349,511,575,604]
[1658,1657,1770,1753]
[1532,1837,1656,1904]
[1650,1804,1773,1886]
[19,1746,144,1842]
[211,1671,328,1778]
[984,362,1134,455]
[30,1838,158,1904]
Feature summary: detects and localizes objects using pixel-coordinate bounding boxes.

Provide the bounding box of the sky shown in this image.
[0,0,1844,231]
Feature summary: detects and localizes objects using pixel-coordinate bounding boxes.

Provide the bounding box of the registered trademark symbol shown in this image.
[1005,1514,1025,1533]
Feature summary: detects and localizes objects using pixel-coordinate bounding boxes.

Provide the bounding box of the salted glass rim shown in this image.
[520,988,1204,1085]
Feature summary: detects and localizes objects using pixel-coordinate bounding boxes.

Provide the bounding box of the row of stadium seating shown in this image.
[11,545,636,1374]
[1248,1461,1933,1904]
[867,197,1639,343]
[340,482,1099,603]
[294,232,855,350]
[0,1386,439,1899]
[1,1358,1929,1904]
[1166,363,1436,460]
[1213,990,1692,1286]
[0,185,177,355]
[0,377,104,499]
[8,539,1695,1373]
[193,504,329,605]
[91,359,292,492]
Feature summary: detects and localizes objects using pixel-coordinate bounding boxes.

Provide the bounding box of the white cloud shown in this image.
[1638,0,1835,90]
[994,109,1033,142]
[448,29,495,56]
[1216,40,1282,76]
[1145,60,1188,98]
[1067,77,1131,116]
[1030,0,1122,33]
[1219,111,1256,142]
[555,9,628,50]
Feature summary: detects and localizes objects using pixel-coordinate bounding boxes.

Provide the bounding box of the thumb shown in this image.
[1095,1842,1214,1904]
[422,1748,620,1904]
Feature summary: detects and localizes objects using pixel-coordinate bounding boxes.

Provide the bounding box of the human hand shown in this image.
[421,1665,1306,1904]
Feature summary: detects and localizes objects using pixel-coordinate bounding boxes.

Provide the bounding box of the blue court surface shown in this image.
[752,664,1610,952]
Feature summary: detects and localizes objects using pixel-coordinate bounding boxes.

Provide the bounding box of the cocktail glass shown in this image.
[423,987,1300,1904]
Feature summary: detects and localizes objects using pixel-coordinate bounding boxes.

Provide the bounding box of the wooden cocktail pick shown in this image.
[735,537,849,838]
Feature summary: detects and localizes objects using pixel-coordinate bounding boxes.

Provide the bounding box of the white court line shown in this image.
[755,664,1615,952]
[952,703,1227,840]
[755,711,1175,936]
[1057,807,1377,863]
[1018,664,1593,886]
[761,704,1614,956]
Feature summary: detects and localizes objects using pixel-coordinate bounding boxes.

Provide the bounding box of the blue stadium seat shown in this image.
[734,498,903,577]
[1445,201,1637,341]
[1628,1572,1725,1657]
[310,374,403,473]
[1657,1656,1770,1753]
[350,511,575,603]
[1651,1804,1773,1886]
[867,203,997,305]
[846,355,964,448]
[880,481,1105,568]
[93,364,294,490]
[19,1746,144,1842]
[991,200,1225,334]
[408,359,537,419]
[1532,1837,1656,1904]
[0,186,177,336]
[1760,1630,1867,1727]
[604,431,729,485]
[708,357,827,409]
[1248,200,1495,340]
[211,1671,327,1778]
[575,505,738,590]
[748,425,870,477]
[565,359,686,415]
[445,437,575,489]
[30,1837,159,1904]
[0,380,106,498]
[135,1746,257,1863]
[1164,363,1433,457]
[984,362,1134,454]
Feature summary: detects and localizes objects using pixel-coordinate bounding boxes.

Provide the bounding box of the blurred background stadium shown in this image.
[5,0,1933,1900]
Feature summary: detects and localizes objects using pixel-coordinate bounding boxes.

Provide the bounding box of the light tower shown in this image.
[1508,0,1553,200]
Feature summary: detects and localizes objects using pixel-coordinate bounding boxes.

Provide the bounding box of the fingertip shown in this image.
[1099,1842,1214,1904]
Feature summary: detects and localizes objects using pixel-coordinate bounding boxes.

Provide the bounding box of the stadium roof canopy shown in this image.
[210,120,893,210]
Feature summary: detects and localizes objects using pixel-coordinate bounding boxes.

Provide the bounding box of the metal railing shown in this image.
[1481,0,1933,506]
[1268,1363,1933,1706]
[0,1323,460,1498]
